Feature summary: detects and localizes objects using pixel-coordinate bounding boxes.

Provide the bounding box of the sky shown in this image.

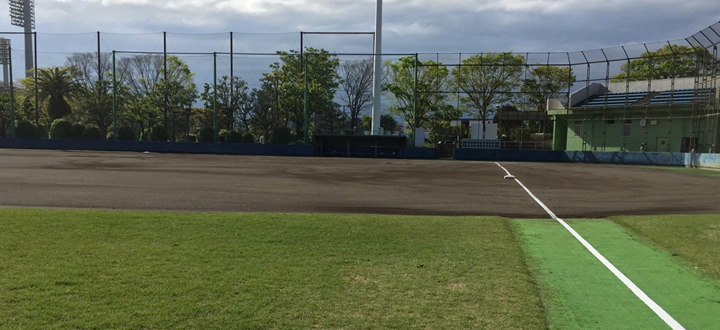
[1,0,719,86]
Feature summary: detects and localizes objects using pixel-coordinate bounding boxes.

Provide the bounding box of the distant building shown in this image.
[549,77,718,152]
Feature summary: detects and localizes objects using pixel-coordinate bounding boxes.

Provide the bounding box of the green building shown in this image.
[549,77,719,152]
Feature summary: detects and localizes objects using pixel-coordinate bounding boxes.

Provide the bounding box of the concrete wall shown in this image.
[0,138,315,157]
[566,117,693,152]
[687,152,720,169]
[454,148,720,168]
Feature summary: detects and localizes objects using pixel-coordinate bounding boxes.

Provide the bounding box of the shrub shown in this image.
[225,130,242,143]
[15,120,37,138]
[72,123,86,139]
[36,125,47,138]
[83,127,102,140]
[117,126,137,141]
[188,134,197,142]
[218,129,231,143]
[197,127,214,143]
[269,126,293,145]
[49,119,74,139]
[150,125,169,142]
[242,133,255,144]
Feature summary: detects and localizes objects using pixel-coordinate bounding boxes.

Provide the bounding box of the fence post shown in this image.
[9,45,15,138]
[213,52,218,143]
[304,53,309,145]
[33,32,39,128]
[112,50,117,140]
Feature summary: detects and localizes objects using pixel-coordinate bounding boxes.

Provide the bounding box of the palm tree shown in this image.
[36,67,84,120]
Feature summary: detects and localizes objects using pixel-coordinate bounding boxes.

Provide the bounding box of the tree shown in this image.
[36,67,85,120]
[200,75,251,132]
[361,114,398,133]
[521,66,576,112]
[250,79,284,143]
[75,79,114,137]
[340,59,374,132]
[66,52,113,88]
[611,45,718,82]
[146,59,197,142]
[120,56,196,141]
[0,92,16,137]
[383,56,459,138]
[265,48,341,142]
[452,53,525,139]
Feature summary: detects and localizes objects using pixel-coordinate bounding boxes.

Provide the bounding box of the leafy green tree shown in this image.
[0,92,17,137]
[201,75,251,132]
[36,67,84,120]
[74,79,115,138]
[144,57,197,141]
[521,66,576,111]
[383,56,459,137]
[611,45,718,82]
[452,53,525,139]
[250,79,284,143]
[361,114,398,133]
[265,48,341,142]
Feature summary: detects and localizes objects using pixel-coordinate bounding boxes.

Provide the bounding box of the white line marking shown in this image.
[496,162,685,330]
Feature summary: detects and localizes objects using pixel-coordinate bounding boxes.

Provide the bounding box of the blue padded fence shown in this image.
[0,138,315,157]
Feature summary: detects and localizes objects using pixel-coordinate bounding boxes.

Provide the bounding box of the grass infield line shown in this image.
[495,162,685,330]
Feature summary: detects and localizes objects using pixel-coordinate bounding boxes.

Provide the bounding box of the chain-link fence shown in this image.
[1,22,719,152]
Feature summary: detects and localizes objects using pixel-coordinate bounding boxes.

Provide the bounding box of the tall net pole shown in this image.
[370,0,382,135]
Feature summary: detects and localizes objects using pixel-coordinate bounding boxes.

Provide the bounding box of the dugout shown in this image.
[314,134,407,158]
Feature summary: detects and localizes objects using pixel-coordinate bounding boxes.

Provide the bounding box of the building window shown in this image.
[574,121,582,137]
[622,119,631,137]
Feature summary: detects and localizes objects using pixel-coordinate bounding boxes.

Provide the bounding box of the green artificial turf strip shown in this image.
[514,219,668,330]
[0,209,545,329]
[611,214,720,282]
[565,219,720,329]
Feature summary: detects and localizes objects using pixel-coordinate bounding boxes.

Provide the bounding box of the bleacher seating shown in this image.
[582,91,649,108]
[647,88,715,105]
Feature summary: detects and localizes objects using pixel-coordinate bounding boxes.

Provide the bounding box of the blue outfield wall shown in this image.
[455,148,720,169]
[400,147,437,159]
[0,138,315,157]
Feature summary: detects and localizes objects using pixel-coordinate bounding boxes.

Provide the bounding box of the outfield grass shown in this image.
[612,214,720,282]
[0,209,545,329]
[648,166,720,177]
[516,218,720,329]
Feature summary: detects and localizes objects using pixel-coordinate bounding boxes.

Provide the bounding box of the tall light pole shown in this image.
[8,0,34,77]
[370,0,382,135]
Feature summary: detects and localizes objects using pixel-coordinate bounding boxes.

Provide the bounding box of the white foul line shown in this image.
[495,162,685,330]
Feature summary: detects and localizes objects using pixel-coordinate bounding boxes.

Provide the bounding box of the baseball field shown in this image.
[1,149,719,329]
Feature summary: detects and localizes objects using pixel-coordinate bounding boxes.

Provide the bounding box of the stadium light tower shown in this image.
[9,0,34,77]
[370,0,382,135]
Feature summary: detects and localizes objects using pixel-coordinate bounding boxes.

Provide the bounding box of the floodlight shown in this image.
[9,0,34,28]
[0,38,9,65]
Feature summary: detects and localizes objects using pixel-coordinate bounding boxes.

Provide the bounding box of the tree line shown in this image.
[4,46,707,144]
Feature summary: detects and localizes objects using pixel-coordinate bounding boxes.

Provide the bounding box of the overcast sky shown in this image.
[1,0,717,52]
[1,0,719,85]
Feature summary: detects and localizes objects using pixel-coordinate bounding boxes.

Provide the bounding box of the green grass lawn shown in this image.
[612,214,720,282]
[516,218,720,329]
[647,166,720,177]
[0,209,545,329]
